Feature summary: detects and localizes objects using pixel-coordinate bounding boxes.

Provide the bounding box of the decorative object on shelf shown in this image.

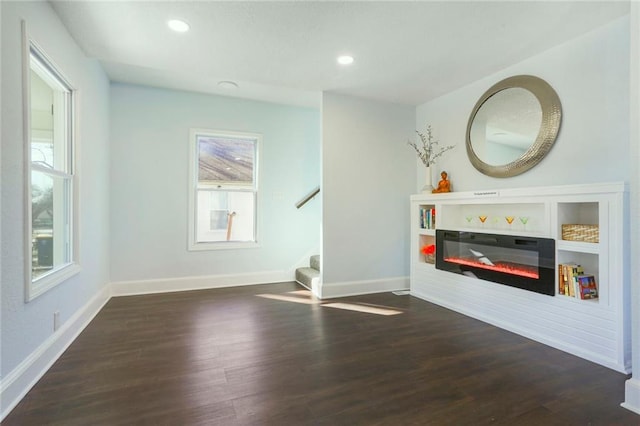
[421,244,436,264]
[407,125,455,193]
[519,216,529,231]
[505,216,515,226]
[466,75,562,178]
[478,215,488,227]
[561,224,599,243]
[432,171,452,193]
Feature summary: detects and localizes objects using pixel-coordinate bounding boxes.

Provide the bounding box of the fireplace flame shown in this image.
[444,257,539,279]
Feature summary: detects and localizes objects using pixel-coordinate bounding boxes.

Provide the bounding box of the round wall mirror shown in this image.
[466,75,562,178]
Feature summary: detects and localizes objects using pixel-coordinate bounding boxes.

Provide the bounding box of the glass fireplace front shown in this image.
[436,230,555,296]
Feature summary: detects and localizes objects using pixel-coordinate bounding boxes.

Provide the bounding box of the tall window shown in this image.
[189,129,260,250]
[26,41,78,300]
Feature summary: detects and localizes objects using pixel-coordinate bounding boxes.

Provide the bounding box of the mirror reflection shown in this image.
[469,88,542,166]
[466,75,561,178]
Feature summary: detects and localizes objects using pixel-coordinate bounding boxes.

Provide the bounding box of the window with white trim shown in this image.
[189,129,260,250]
[26,40,78,300]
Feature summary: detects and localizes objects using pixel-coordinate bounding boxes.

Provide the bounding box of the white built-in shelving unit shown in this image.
[410,182,630,373]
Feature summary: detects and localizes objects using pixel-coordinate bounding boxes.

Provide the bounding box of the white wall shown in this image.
[321,93,415,297]
[416,17,630,192]
[1,0,111,416]
[109,84,320,287]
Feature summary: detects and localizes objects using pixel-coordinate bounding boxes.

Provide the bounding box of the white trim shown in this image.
[22,20,34,300]
[318,276,409,299]
[23,24,78,302]
[0,284,111,421]
[29,263,81,300]
[188,240,261,251]
[111,270,294,297]
[622,378,640,415]
[187,128,263,251]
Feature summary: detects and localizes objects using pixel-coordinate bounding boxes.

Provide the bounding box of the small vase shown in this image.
[422,167,433,193]
[425,254,435,264]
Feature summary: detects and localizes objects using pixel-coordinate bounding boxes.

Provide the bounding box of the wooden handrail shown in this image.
[295,187,320,209]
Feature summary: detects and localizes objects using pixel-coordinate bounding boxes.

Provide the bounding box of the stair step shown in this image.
[295,267,319,289]
[310,255,320,271]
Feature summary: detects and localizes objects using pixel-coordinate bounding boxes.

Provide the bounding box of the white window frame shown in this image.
[188,128,261,251]
[23,25,80,301]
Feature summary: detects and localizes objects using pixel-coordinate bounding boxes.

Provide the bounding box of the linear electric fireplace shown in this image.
[436,230,556,296]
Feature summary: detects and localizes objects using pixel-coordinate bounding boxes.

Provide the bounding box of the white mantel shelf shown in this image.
[410,182,630,373]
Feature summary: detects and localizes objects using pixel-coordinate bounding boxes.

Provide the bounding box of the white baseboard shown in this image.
[111,269,295,297]
[622,378,640,415]
[0,284,111,421]
[319,276,409,299]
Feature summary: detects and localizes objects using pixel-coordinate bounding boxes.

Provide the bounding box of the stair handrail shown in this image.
[295,186,320,209]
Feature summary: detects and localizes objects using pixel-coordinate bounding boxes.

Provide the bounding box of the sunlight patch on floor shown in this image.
[256,294,321,305]
[322,302,403,316]
[257,289,404,316]
[288,290,312,296]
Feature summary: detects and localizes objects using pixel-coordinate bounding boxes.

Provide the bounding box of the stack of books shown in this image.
[558,263,598,299]
[420,208,436,229]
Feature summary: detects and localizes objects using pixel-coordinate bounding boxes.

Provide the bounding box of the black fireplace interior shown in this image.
[436,230,556,296]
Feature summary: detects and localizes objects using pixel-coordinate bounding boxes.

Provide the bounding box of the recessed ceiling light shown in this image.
[167,19,190,33]
[337,55,354,65]
[218,80,239,89]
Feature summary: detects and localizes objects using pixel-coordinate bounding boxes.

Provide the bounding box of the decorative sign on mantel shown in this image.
[472,191,500,197]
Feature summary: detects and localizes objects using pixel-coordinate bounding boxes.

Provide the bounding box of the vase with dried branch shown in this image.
[408,125,455,192]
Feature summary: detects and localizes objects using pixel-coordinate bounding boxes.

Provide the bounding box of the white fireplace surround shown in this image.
[410,182,630,373]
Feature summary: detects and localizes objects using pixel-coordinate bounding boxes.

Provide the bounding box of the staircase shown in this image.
[295,255,320,290]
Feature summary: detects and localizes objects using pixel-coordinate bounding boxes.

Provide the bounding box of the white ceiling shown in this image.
[50,1,629,108]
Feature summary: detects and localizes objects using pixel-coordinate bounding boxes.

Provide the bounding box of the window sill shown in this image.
[188,241,260,251]
[27,263,81,301]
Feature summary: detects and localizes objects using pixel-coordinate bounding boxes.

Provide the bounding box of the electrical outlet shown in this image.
[53,311,60,331]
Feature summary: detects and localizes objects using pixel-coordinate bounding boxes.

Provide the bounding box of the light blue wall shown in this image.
[110,84,320,282]
[416,17,630,192]
[1,1,111,378]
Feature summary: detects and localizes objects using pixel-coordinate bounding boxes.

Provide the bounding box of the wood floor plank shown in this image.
[2,282,638,425]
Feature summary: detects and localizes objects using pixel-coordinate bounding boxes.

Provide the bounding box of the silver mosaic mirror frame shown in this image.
[466,75,562,178]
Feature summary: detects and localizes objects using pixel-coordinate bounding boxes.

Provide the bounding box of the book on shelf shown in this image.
[419,207,436,230]
[558,266,565,295]
[576,274,598,299]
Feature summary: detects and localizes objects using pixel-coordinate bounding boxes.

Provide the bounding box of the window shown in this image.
[188,129,260,250]
[25,40,78,300]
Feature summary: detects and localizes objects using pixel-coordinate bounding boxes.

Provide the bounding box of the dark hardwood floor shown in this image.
[3,282,638,425]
